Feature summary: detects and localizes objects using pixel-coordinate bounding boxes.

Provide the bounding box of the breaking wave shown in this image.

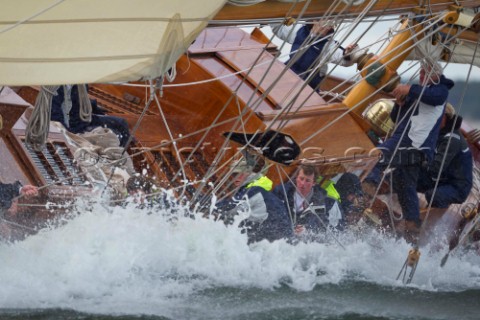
[1,196,479,319]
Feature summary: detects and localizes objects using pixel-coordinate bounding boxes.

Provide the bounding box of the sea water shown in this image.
[1,196,479,320]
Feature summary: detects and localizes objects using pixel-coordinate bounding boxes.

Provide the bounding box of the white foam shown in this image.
[1,198,479,315]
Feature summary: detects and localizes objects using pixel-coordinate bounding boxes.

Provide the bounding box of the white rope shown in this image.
[22,6,468,208]
[118,12,452,162]
[165,63,177,82]
[77,84,93,122]
[25,85,60,151]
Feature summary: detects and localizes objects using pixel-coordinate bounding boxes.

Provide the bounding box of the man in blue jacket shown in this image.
[417,103,473,208]
[0,181,38,212]
[0,181,38,240]
[365,62,455,237]
[215,156,293,244]
[273,165,344,240]
[274,20,357,90]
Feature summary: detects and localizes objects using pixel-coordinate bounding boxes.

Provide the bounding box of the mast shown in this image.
[342,4,480,116]
[342,17,423,116]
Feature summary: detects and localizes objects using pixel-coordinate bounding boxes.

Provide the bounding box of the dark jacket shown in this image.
[383,75,455,162]
[0,181,21,210]
[286,25,335,90]
[216,178,294,244]
[273,181,344,232]
[334,173,366,219]
[428,115,473,200]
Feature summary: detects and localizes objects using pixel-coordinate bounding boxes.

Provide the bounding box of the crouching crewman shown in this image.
[215,154,293,244]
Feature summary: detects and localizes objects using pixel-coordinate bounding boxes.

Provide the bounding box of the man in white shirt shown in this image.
[273,165,344,238]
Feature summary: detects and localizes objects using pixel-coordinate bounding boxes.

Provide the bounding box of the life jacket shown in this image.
[216,175,293,243]
[316,175,341,202]
[246,175,273,191]
[320,179,341,202]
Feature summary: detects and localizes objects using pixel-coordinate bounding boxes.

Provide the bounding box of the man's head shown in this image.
[295,165,316,197]
[335,172,363,202]
[419,62,442,86]
[230,156,265,187]
[310,19,335,37]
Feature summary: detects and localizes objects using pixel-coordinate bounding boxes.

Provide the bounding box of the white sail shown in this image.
[0,0,227,86]
[447,40,480,67]
[406,32,480,69]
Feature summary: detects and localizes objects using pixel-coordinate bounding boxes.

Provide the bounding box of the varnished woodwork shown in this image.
[0,101,42,186]
[189,27,277,54]
[193,56,275,113]
[257,103,345,121]
[217,48,326,111]
[212,0,480,23]
[92,26,379,189]
[320,75,392,103]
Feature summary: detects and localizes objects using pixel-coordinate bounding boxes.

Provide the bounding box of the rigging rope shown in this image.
[25,85,60,151]
[101,1,442,200]
[55,9,456,202]
[77,84,93,122]
[25,84,93,151]
[15,2,480,253]
[187,0,313,201]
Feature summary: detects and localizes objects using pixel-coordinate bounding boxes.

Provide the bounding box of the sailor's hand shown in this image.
[294,224,305,235]
[7,199,18,215]
[344,43,358,56]
[283,17,296,26]
[392,84,410,105]
[20,185,38,197]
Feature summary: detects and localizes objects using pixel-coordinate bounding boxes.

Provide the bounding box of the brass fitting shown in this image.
[363,99,395,136]
[462,203,478,221]
[407,248,421,267]
[363,208,382,225]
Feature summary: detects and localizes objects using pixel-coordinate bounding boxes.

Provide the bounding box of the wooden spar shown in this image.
[212,0,480,23]
[342,3,480,117]
[342,18,424,116]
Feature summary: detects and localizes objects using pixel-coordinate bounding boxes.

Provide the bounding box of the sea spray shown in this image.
[0,196,479,317]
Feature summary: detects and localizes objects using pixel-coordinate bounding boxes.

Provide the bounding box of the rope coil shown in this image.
[25,85,60,151]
